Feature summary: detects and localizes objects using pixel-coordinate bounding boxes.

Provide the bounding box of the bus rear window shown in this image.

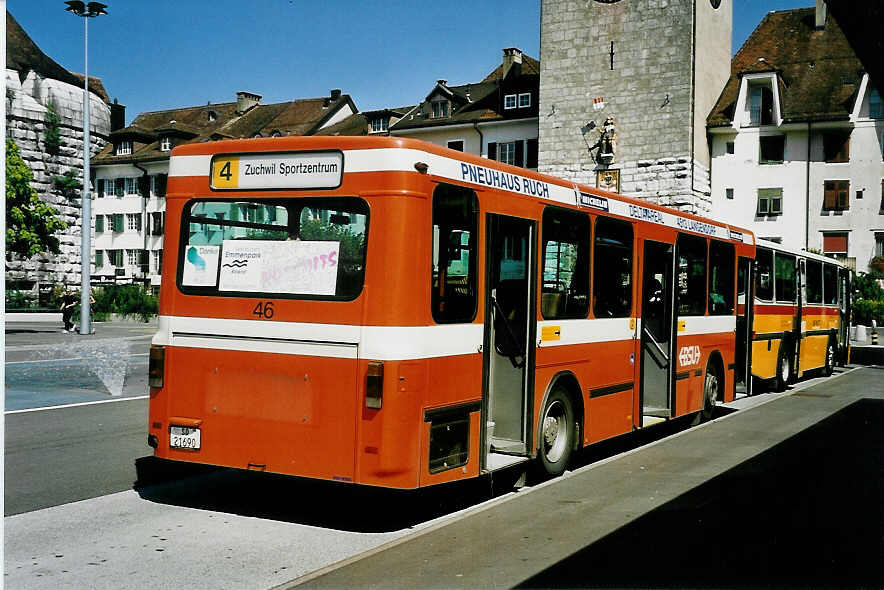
[178,197,368,300]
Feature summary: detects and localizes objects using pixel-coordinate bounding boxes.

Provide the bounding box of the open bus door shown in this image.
[640,240,675,425]
[735,256,754,394]
[483,214,536,471]
[839,267,851,364]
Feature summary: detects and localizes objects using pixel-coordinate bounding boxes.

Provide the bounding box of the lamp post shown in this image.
[65,1,107,335]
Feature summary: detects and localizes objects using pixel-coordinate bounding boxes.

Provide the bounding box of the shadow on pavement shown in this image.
[133,407,736,533]
[517,399,884,589]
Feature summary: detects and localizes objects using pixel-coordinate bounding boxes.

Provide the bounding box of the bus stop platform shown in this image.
[290,367,883,589]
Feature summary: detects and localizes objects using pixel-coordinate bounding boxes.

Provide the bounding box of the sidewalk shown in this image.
[5,314,157,352]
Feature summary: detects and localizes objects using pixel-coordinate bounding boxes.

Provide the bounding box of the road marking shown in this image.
[5,352,148,365]
[5,395,149,415]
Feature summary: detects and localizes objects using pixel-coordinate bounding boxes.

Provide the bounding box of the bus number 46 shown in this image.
[253,301,275,319]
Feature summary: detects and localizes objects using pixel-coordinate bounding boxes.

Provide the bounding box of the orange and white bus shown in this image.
[747,239,849,391]
[147,136,756,488]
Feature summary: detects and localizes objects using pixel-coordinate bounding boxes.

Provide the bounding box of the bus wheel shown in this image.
[694,364,718,424]
[824,339,835,377]
[537,388,575,477]
[775,345,790,392]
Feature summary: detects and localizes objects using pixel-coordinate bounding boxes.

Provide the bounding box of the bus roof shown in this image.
[755,238,848,268]
[169,135,756,246]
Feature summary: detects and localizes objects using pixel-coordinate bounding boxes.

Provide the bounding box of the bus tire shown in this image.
[693,363,719,424]
[824,339,835,377]
[775,344,790,392]
[537,387,575,478]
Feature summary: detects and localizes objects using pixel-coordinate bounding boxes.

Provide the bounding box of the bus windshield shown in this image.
[178,197,368,300]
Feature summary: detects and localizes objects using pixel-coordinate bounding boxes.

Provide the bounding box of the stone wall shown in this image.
[539,0,730,215]
[5,68,111,289]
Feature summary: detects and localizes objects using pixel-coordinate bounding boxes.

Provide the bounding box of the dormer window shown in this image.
[208,110,217,122]
[370,117,388,133]
[432,100,450,118]
[270,130,282,138]
[518,93,531,108]
[748,84,774,126]
[116,140,132,156]
[504,94,517,109]
[160,137,171,151]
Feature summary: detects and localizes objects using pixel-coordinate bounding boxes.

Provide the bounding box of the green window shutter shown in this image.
[114,214,124,232]
[95,250,103,267]
[135,214,143,232]
[96,215,104,232]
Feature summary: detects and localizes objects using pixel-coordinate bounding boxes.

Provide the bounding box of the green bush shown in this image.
[852,299,884,326]
[5,290,37,309]
[91,284,158,322]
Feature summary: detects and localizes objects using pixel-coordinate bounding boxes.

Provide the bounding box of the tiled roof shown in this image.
[481,53,540,82]
[6,10,109,102]
[92,93,356,165]
[708,8,864,126]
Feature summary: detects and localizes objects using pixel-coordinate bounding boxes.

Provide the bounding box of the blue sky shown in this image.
[9,1,813,125]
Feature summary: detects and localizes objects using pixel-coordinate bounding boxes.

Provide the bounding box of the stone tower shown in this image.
[539,0,731,214]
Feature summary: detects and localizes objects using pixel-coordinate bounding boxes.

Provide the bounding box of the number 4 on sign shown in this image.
[219,161,232,181]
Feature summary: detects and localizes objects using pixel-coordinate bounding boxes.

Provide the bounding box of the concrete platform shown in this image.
[290,367,883,589]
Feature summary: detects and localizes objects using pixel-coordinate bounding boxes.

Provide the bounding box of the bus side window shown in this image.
[775,252,797,303]
[709,240,735,315]
[677,234,707,315]
[805,259,823,304]
[431,184,479,323]
[593,217,633,318]
[541,207,590,319]
[823,263,838,305]
[755,248,773,301]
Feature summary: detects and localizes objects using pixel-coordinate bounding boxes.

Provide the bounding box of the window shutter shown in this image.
[137,175,150,197]
[526,138,538,168]
[114,214,124,232]
[97,179,104,198]
[824,181,836,209]
[95,216,104,232]
[95,250,103,267]
[156,174,168,198]
[135,214,143,232]
[487,142,497,160]
[514,140,525,168]
[823,233,848,253]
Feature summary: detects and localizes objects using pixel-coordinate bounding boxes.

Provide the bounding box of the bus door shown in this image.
[483,214,536,464]
[640,240,675,422]
[838,267,850,364]
[796,257,807,378]
[735,256,754,394]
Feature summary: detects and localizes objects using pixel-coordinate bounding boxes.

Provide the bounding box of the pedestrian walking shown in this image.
[60,288,77,332]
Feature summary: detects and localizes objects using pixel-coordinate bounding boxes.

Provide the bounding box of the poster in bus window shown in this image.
[182,245,220,286]
[218,240,340,295]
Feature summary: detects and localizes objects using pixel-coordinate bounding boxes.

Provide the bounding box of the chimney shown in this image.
[815,0,827,28]
[110,98,126,132]
[330,89,342,101]
[236,91,262,114]
[437,79,447,87]
[502,47,523,78]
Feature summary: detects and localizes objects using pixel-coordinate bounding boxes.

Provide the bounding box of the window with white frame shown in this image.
[124,177,137,195]
[759,135,785,164]
[369,117,388,132]
[748,83,774,126]
[160,137,171,151]
[757,187,783,215]
[876,232,884,257]
[109,249,123,267]
[126,213,141,232]
[116,141,132,156]
[498,142,516,165]
[504,94,517,109]
[518,93,531,108]
[127,249,140,267]
[153,250,163,274]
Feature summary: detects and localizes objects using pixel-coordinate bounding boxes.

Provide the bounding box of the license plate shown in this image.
[169,426,201,450]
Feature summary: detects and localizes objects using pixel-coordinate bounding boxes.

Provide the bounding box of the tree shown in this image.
[44,100,61,156]
[6,139,68,259]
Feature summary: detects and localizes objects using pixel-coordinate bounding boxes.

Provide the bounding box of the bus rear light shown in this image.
[365,361,384,409]
[149,345,165,389]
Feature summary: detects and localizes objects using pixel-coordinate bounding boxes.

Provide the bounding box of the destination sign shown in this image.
[210,151,343,190]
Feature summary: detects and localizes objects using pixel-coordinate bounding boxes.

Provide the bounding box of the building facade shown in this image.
[538,0,731,213]
[390,48,540,170]
[707,4,884,271]
[5,10,120,292]
[90,90,356,287]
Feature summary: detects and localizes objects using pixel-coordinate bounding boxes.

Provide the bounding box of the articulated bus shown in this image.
[748,239,850,392]
[147,136,757,488]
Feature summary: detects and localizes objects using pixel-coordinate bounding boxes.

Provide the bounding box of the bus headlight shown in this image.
[149,345,165,389]
[365,360,384,409]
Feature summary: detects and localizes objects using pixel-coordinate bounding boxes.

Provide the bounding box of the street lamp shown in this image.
[65,1,107,335]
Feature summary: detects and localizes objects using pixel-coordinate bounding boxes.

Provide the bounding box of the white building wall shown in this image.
[392,119,537,165]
